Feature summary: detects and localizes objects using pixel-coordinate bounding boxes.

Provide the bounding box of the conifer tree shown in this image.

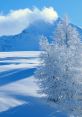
[35,17,82,117]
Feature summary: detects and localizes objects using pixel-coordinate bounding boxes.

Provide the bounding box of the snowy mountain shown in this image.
[0,19,82,51]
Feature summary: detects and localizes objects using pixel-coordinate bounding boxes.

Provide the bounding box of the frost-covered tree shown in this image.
[35,17,82,117]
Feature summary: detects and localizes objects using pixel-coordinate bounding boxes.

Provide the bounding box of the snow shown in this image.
[0,51,40,58]
[0,51,63,117]
[0,51,40,72]
[0,51,40,112]
[0,76,41,113]
[0,51,67,117]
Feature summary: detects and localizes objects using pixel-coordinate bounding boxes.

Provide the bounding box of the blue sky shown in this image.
[0,0,81,27]
[0,0,81,36]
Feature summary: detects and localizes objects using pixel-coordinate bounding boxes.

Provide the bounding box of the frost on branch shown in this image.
[35,17,82,117]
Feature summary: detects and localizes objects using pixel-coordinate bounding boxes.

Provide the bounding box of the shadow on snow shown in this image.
[0,68,36,86]
[0,95,67,117]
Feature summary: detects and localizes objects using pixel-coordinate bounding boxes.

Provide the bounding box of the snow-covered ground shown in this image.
[0,51,67,117]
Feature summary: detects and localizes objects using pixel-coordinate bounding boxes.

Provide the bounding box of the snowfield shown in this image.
[0,51,66,117]
[0,51,40,72]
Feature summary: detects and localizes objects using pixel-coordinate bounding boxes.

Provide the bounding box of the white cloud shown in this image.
[0,7,58,36]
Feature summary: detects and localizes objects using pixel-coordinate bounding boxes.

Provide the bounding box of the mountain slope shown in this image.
[0,19,82,51]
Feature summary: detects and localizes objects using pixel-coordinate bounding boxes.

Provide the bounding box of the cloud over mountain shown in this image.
[0,7,58,36]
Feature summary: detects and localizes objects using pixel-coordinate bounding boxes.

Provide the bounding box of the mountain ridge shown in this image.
[0,19,82,51]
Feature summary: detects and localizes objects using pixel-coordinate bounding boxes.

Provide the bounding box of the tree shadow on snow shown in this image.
[0,68,36,86]
[0,94,67,117]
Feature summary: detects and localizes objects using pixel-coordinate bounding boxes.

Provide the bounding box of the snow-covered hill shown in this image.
[0,20,56,51]
[0,18,81,52]
[0,18,82,52]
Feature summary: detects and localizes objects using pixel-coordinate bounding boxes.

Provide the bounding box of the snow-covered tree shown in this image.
[35,17,82,117]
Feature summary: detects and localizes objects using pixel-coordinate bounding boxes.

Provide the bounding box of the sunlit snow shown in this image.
[0,51,42,112]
